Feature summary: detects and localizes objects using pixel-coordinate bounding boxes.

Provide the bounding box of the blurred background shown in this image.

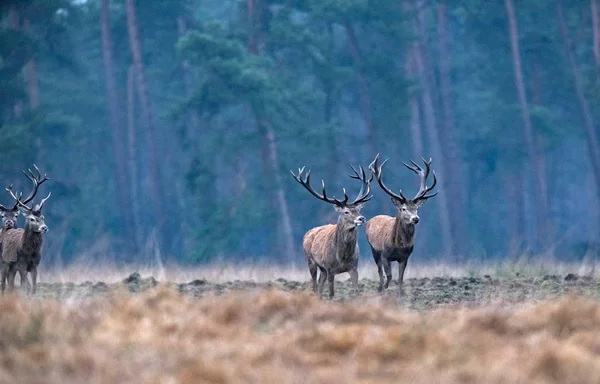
[0,0,598,268]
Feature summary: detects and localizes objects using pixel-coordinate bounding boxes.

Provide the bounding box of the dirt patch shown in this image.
[25,273,600,311]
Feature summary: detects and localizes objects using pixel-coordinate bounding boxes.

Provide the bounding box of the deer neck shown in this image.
[23,225,44,253]
[392,216,415,249]
[334,218,358,264]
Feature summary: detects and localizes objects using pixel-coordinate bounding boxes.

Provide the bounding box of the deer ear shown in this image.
[391,198,402,208]
[354,202,365,210]
[18,206,29,215]
[414,200,426,208]
[333,205,344,213]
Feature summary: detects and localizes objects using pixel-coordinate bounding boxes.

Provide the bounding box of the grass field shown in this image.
[1,261,600,383]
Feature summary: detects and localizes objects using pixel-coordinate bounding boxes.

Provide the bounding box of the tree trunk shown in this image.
[504,170,525,256]
[8,6,23,119]
[530,59,551,245]
[405,45,423,161]
[127,65,143,253]
[437,3,467,257]
[413,1,454,257]
[592,0,600,65]
[177,17,200,141]
[323,23,339,190]
[343,21,377,156]
[557,0,600,201]
[23,19,39,111]
[247,0,296,263]
[504,0,546,251]
[125,0,167,250]
[101,0,136,254]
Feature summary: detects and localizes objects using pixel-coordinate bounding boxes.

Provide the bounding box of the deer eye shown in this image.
[344,210,350,215]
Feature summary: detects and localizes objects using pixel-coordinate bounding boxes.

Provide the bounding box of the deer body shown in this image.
[0,165,50,295]
[366,155,438,294]
[292,164,372,299]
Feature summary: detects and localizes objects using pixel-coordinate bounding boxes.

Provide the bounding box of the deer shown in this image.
[0,194,21,280]
[366,154,438,295]
[291,163,372,299]
[1,165,50,294]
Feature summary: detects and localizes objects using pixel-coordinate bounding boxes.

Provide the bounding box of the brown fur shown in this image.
[1,214,47,294]
[303,205,364,299]
[367,155,437,294]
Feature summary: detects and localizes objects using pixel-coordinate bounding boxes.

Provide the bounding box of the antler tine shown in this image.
[35,192,51,213]
[347,164,373,205]
[290,167,347,206]
[6,185,26,210]
[368,154,407,202]
[19,165,49,206]
[413,158,438,202]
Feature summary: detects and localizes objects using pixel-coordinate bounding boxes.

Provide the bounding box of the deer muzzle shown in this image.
[354,216,366,226]
[39,225,48,233]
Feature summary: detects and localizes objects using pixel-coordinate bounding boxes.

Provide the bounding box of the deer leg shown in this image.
[348,268,359,295]
[30,267,37,295]
[7,266,16,292]
[317,266,327,298]
[0,263,7,294]
[382,258,392,289]
[398,260,408,296]
[308,260,318,293]
[18,268,30,292]
[327,270,335,299]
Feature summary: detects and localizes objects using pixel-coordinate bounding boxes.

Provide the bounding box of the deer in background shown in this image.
[291,164,372,299]
[366,154,438,294]
[0,194,21,281]
[1,165,50,294]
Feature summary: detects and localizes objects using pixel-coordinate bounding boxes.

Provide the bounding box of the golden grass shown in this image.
[1,286,600,383]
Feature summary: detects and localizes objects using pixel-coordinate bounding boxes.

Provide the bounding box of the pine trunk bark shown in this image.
[125,0,167,250]
[101,0,136,254]
[413,1,454,257]
[557,0,600,201]
[592,0,600,65]
[437,3,467,257]
[247,0,296,263]
[504,0,546,251]
[343,21,377,156]
[127,65,143,253]
[405,46,423,161]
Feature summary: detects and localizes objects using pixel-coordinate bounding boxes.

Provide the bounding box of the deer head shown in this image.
[6,165,50,233]
[0,198,19,230]
[291,164,373,228]
[369,154,438,226]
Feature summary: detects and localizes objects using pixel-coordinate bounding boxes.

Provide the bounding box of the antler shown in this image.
[6,164,51,212]
[368,153,407,202]
[403,157,438,202]
[291,164,373,207]
[347,164,373,205]
[290,167,349,206]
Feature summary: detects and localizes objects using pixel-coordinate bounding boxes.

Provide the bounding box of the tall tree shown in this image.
[127,65,143,253]
[504,0,547,250]
[247,0,296,262]
[22,18,39,111]
[125,0,167,250]
[100,0,136,253]
[592,0,600,66]
[437,2,467,257]
[413,1,454,257]
[557,0,600,200]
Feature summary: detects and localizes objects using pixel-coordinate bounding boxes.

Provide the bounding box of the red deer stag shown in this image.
[366,154,438,294]
[0,193,22,283]
[1,165,50,294]
[291,164,372,299]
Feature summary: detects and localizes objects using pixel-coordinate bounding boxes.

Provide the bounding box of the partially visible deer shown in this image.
[0,194,21,282]
[291,164,372,299]
[366,154,438,294]
[1,165,50,294]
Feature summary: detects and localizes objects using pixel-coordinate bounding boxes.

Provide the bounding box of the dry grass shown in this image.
[40,257,600,284]
[1,286,600,383]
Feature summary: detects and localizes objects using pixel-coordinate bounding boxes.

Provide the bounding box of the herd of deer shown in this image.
[0,155,434,300]
[0,165,51,295]
[292,154,438,299]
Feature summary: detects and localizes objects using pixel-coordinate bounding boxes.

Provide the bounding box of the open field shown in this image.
[2,263,600,383]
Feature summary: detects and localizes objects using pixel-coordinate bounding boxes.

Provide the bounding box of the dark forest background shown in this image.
[1,0,599,267]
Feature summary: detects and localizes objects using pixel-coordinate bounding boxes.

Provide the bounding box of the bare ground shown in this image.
[1,271,600,383]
